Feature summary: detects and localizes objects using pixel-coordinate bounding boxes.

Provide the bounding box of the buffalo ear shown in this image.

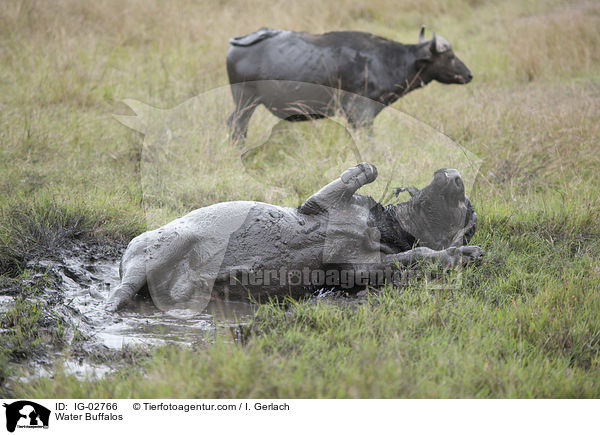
[415,46,432,67]
[416,32,434,64]
[415,53,431,67]
[418,25,426,43]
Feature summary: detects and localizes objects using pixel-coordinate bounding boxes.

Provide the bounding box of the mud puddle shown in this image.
[51,256,253,350]
[4,243,255,380]
[3,240,370,382]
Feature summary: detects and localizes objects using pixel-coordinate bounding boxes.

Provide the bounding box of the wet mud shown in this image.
[0,240,255,381]
[0,232,378,388]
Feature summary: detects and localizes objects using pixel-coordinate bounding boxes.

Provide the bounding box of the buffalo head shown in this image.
[394,168,477,251]
[416,26,473,85]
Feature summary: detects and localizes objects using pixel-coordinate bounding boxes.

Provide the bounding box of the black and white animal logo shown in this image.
[3,401,50,433]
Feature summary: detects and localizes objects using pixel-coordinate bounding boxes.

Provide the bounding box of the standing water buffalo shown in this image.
[106,163,482,312]
[226,26,473,141]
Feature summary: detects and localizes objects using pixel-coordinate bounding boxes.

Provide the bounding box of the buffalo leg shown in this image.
[105,238,149,311]
[345,245,484,287]
[299,162,378,214]
[344,98,381,133]
[383,245,483,268]
[228,86,260,143]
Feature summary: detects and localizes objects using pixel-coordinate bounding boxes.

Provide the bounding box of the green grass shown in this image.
[10,206,600,398]
[1,0,600,397]
[0,270,67,388]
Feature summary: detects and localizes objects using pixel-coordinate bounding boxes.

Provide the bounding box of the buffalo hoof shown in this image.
[341,162,378,186]
[441,245,484,267]
[104,288,129,312]
[104,299,121,312]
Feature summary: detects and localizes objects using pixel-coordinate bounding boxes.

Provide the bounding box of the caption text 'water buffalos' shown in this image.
[226,26,473,141]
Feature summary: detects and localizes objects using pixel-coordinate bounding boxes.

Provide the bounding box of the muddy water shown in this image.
[51,256,254,349]
[14,249,255,379]
[6,244,360,381]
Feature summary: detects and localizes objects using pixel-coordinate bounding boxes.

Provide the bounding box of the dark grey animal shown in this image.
[226,26,473,141]
[106,163,481,312]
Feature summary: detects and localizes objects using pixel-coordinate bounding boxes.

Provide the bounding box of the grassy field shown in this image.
[1,0,599,397]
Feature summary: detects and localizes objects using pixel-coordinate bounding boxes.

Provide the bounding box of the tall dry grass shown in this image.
[1,0,598,234]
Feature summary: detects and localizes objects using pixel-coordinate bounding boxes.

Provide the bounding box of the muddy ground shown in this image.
[0,238,258,386]
[0,236,369,390]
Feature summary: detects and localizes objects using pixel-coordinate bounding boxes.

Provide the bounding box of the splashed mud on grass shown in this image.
[0,239,255,384]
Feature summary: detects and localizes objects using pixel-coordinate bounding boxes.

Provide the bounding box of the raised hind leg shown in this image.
[299,162,378,214]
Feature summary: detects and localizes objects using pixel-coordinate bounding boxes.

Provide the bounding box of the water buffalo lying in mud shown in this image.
[106,163,482,312]
[226,26,473,141]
